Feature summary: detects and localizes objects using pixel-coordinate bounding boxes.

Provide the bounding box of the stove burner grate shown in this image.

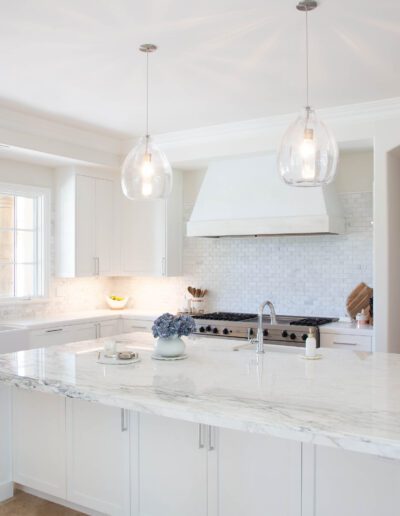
[192,312,257,322]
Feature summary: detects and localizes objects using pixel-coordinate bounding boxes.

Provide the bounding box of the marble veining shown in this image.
[0,334,399,459]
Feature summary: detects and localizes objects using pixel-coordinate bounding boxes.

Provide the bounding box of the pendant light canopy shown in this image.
[121,44,172,200]
[277,1,338,187]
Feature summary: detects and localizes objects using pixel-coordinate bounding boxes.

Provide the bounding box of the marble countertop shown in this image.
[320,321,373,336]
[5,309,160,330]
[0,333,398,459]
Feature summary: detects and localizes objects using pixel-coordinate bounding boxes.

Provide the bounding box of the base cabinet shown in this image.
[12,389,66,499]
[214,428,301,516]
[303,444,400,516]
[66,399,130,516]
[131,413,207,516]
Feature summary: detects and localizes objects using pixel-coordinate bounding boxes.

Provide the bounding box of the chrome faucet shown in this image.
[254,300,277,354]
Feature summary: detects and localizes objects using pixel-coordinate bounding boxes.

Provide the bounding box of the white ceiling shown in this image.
[0,0,398,137]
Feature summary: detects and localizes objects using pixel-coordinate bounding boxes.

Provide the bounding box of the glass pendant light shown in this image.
[277,1,338,187]
[122,44,172,200]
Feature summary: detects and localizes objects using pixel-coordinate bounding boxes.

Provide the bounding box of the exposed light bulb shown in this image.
[299,129,316,180]
[141,153,154,178]
[141,181,153,197]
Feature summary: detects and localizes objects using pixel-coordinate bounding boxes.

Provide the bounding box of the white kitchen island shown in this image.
[0,333,400,516]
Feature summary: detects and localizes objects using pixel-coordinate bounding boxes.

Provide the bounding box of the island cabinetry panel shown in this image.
[120,169,183,277]
[12,388,66,499]
[96,318,121,338]
[302,444,400,516]
[66,399,130,516]
[131,413,208,516]
[212,427,301,516]
[55,169,116,277]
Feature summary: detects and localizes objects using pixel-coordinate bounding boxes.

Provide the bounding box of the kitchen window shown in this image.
[0,183,50,300]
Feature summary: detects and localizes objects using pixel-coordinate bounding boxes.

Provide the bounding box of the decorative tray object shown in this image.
[97,350,140,365]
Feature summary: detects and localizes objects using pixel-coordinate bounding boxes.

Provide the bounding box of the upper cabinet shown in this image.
[55,167,183,278]
[55,168,117,277]
[119,169,183,277]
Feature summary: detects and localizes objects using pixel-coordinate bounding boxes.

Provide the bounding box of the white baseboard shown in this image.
[15,484,105,516]
[0,481,14,502]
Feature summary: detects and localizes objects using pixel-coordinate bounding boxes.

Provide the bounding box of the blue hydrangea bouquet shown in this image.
[152,313,196,358]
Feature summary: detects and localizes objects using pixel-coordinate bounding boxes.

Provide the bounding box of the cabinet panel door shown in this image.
[66,399,130,516]
[312,445,400,516]
[121,318,153,334]
[215,428,301,516]
[99,319,121,338]
[68,323,97,343]
[121,197,166,276]
[29,323,96,349]
[75,175,96,276]
[132,413,207,516]
[12,388,66,498]
[95,178,114,275]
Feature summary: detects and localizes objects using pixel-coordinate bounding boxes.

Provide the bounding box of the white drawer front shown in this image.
[320,333,372,352]
[122,318,153,333]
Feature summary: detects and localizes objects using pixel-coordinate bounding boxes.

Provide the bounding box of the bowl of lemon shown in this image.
[106,295,129,310]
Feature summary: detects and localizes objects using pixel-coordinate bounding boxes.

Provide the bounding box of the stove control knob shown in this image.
[199,326,205,333]
[263,329,269,337]
[282,330,288,338]
[206,325,212,332]
[249,328,254,336]
[302,334,308,341]
[223,328,229,335]
[290,333,297,340]
[212,328,218,334]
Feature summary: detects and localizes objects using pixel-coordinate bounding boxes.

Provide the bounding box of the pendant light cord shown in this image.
[305,7,310,109]
[146,50,149,138]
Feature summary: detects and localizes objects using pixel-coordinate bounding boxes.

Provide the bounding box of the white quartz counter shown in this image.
[0,333,398,460]
[320,321,374,336]
[4,309,160,330]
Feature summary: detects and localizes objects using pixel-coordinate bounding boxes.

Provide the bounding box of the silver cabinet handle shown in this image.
[121,409,128,432]
[208,426,215,451]
[45,328,63,333]
[161,257,166,276]
[93,257,100,275]
[198,424,205,449]
[333,341,357,346]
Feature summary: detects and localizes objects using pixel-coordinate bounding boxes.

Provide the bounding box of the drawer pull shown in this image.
[45,328,63,333]
[121,409,128,432]
[333,341,357,346]
[198,424,205,449]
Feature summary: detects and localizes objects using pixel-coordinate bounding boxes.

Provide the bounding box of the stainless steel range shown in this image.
[191,312,338,347]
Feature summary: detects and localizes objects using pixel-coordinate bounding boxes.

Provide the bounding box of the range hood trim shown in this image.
[187,215,345,238]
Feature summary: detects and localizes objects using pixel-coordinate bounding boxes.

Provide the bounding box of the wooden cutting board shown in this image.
[346,282,373,319]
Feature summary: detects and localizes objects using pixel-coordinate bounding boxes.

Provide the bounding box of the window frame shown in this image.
[0,182,50,301]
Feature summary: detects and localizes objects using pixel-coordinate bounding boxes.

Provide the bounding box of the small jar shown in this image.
[191,297,205,314]
[356,309,368,328]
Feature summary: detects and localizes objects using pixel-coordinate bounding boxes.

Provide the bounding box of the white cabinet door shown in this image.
[120,169,182,277]
[95,177,114,275]
[69,322,97,342]
[304,445,400,516]
[132,413,207,516]
[12,388,66,499]
[75,174,96,277]
[99,319,121,338]
[213,427,301,516]
[66,399,130,516]
[121,198,166,276]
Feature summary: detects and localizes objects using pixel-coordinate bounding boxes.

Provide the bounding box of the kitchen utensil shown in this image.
[346,283,373,319]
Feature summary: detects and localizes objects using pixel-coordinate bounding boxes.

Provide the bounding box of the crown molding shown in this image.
[152,97,400,150]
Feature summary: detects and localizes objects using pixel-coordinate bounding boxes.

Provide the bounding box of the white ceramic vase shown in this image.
[154,335,185,357]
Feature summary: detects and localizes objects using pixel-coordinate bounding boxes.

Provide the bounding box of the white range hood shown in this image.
[187,154,344,237]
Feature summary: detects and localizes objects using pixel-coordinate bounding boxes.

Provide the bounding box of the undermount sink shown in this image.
[232,342,303,354]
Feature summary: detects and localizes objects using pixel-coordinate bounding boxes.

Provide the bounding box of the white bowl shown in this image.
[105,296,129,310]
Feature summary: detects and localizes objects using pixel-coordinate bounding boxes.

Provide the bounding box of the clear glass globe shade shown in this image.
[277,107,339,187]
[121,136,173,200]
